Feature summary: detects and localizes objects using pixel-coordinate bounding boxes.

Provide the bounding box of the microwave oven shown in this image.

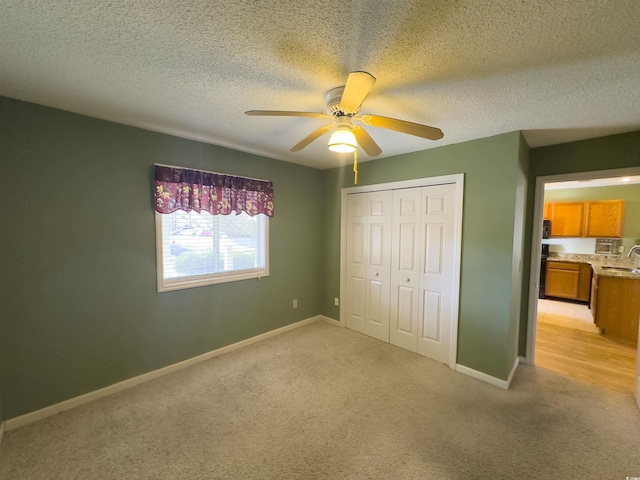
[595,238,622,254]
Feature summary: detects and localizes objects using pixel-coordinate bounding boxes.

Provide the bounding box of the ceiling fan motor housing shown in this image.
[325,87,360,117]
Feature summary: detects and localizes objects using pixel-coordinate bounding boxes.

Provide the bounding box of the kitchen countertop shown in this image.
[547,253,640,279]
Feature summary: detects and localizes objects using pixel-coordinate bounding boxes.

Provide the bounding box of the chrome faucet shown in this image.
[627,245,640,257]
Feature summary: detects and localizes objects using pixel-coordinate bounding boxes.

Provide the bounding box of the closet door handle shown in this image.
[406,278,411,282]
[375,272,379,277]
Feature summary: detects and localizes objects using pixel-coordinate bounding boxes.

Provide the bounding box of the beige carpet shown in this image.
[0,321,639,479]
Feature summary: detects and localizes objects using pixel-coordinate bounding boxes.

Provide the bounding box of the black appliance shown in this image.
[542,219,551,239]
[539,244,549,299]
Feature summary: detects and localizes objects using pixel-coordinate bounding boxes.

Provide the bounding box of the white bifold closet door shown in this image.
[345,191,392,342]
[389,187,422,352]
[346,183,457,364]
[390,183,456,363]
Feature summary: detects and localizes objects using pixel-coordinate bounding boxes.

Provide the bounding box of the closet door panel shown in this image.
[396,285,415,333]
[345,193,368,333]
[422,290,442,341]
[365,191,392,342]
[424,224,444,274]
[418,184,457,363]
[389,187,421,352]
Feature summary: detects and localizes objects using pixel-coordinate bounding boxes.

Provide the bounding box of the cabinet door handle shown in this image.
[375,272,379,276]
[407,278,411,282]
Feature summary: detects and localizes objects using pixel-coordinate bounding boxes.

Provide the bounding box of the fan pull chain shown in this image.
[353,148,358,184]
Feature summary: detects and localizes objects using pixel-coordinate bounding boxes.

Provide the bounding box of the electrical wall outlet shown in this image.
[334,297,339,306]
[292,299,298,309]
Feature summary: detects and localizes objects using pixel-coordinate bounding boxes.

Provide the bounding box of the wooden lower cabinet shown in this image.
[590,274,598,319]
[545,261,591,301]
[577,263,592,301]
[593,275,640,344]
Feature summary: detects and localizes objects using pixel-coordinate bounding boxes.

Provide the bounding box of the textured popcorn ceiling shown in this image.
[1,0,640,169]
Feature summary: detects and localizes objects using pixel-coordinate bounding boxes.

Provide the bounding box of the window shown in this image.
[153,164,273,292]
[156,210,268,291]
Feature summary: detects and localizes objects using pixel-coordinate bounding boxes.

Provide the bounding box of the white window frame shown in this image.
[155,212,269,292]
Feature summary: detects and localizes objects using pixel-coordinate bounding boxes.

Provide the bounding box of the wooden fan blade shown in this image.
[353,125,382,157]
[290,124,334,152]
[360,114,444,140]
[340,71,376,114]
[245,110,330,119]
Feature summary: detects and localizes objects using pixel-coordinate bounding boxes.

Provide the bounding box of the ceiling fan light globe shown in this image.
[329,144,357,153]
[328,128,357,153]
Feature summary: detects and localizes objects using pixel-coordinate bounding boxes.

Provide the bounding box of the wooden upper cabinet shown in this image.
[549,202,584,237]
[583,200,624,238]
[546,200,625,238]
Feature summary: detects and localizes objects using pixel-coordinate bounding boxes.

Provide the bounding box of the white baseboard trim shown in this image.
[456,356,520,391]
[508,356,520,386]
[5,315,322,431]
[320,315,341,327]
[518,355,530,365]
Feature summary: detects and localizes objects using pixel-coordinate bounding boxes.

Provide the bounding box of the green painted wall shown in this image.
[0,96,324,420]
[0,241,4,424]
[518,131,640,354]
[321,131,527,380]
[530,132,640,178]
[507,134,529,370]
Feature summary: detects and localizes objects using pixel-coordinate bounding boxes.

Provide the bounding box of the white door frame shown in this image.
[339,173,464,370]
[524,165,640,367]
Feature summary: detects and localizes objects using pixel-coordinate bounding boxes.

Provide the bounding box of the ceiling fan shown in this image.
[245,71,444,157]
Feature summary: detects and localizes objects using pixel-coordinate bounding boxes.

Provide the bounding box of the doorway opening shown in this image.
[526,167,640,393]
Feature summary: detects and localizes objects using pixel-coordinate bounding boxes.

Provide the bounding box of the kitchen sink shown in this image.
[601,266,640,274]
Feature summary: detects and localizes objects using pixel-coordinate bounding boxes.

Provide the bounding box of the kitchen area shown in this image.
[535,178,640,392]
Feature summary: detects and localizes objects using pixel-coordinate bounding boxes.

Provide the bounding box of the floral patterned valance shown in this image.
[154,165,274,217]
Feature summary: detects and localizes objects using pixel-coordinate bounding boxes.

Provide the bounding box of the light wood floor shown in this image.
[535,299,637,393]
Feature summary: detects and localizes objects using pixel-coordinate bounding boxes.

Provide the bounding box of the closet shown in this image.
[344,182,458,364]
